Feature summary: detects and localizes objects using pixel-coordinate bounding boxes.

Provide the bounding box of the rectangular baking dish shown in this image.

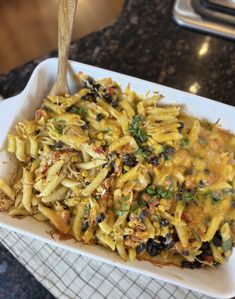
[0,58,235,298]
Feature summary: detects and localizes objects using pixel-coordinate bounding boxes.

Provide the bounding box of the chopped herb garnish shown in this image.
[137,147,152,158]
[52,119,66,134]
[69,106,87,118]
[128,115,148,145]
[84,204,91,216]
[116,196,130,212]
[122,204,130,211]
[114,209,124,216]
[145,185,173,199]
[222,239,232,252]
[137,197,147,208]
[181,137,189,147]
[155,187,168,199]
[123,195,130,201]
[165,183,174,198]
[182,191,195,204]
[57,126,64,134]
[152,215,159,221]
[146,186,156,195]
[205,191,221,204]
[211,192,221,204]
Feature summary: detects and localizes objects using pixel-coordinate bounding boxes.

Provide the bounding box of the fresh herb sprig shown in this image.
[204,190,221,204]
[181,137,189,148]
[146,184,174,199]
[114,195,131,216]
[52,119,66,134]
[69,106,87,119]
[128,115,148,145]
[136,146,152,158]
[182,191,196,204]
[222,239,233,252]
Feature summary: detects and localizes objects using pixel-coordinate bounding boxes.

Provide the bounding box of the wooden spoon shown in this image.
[49,0,78,96]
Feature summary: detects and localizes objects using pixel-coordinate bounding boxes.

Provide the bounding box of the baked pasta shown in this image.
[1,72,235,268]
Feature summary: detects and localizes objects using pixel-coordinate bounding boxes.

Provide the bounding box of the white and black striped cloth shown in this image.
[0,227,212,299]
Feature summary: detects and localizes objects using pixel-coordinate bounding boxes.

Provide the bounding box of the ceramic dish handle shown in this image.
[0,95,21,183]
[0,95,21,149]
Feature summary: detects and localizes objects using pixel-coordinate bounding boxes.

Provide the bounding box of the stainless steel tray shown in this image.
[173,0,235,40]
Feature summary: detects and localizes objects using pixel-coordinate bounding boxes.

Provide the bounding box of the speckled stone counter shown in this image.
[0,243,55,299]
[0,1,235,105]
[0,0,234,298]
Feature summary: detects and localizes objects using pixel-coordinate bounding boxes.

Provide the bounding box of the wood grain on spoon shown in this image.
[49,0,78,96]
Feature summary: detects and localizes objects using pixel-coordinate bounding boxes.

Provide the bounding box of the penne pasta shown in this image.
[7,134,16,153]
[40,174,65,197]
[203,216,223,242]
[82,167,110,196]
[96,229,115,251]
[61,178,80,188]
[77,159,107,170]
[22,169,33,212]
[38,203,70,234]
[72,203,86,241]
[128,247,136,263]
[3,71,235,268]
[0,178,15,200]
[175,225,189,248]
[42,186,68,203]
[15,136,25,162]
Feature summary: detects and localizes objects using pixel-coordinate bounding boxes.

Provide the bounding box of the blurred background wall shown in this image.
[0,0,124,74]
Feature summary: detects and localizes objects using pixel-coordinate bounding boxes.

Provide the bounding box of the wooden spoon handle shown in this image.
[50,0,77,96]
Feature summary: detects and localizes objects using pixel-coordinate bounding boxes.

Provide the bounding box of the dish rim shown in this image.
[0,57,235,299]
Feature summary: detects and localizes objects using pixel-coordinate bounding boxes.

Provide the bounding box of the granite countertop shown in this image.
[0,1,234,105]
[0,0,234,298]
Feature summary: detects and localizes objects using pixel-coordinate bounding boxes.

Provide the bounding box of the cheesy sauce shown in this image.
[0,73,235,268]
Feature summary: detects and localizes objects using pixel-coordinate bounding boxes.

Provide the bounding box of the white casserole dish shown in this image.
[0,58,235,298]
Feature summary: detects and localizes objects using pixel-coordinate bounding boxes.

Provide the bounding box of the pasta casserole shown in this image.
[0,72,235,269]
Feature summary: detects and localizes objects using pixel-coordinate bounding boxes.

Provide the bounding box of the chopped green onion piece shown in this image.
[211,192,221,204]
[114,209,124,216]
[128,115,148,145]
[182,192,195,204]
[70,106,87,118]
[137,197,147,208]
[222,239,232,252]
[146,186,156,195]
[181,137,189,147]
[152,215,159,221]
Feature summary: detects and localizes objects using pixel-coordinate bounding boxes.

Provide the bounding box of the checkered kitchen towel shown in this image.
[0,227,213,299]
[0,96,211,299]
